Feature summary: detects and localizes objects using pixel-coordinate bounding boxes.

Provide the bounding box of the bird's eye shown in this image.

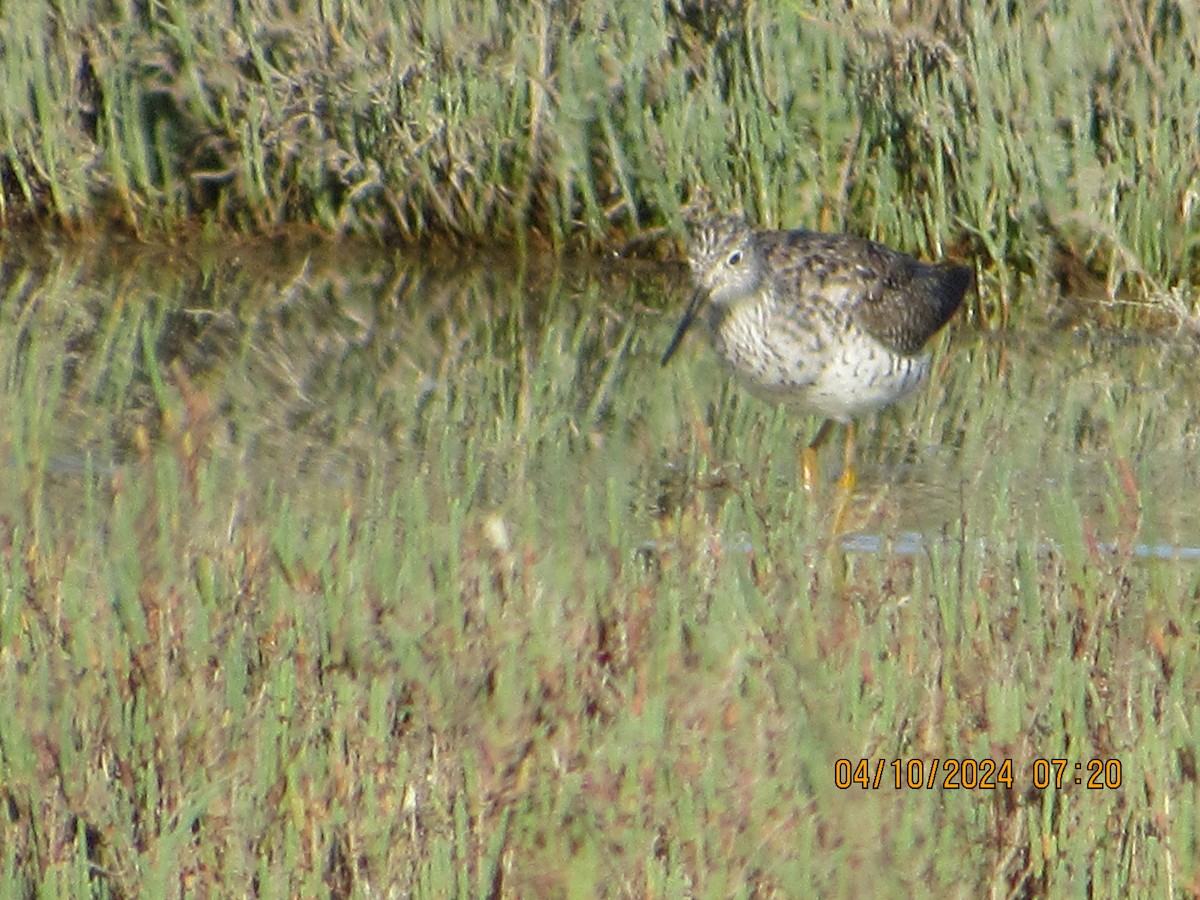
[727,250,743,266]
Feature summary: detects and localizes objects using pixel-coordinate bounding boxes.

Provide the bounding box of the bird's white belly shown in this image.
[801,345,930,421]
[715,310,931,422]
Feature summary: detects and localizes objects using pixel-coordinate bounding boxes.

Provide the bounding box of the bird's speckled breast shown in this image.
[708,293,931,422]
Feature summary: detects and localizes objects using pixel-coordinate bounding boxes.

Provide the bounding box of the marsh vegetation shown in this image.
[2,238,1199,896]
[2,0,1200,896]
[2,0,1198,322]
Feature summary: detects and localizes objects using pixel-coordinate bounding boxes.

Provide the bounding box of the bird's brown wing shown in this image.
[758,229,971,356]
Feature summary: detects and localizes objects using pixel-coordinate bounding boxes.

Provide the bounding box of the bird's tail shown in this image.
[921,263,973,332]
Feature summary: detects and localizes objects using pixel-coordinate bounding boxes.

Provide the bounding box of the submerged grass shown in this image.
[1,240,1199,896]
[1,0,1198,320]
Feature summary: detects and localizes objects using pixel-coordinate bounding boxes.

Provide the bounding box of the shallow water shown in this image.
[2,235,1199,567]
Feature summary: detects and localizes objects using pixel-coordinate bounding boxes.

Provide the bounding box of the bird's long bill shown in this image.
[660,286,708,367]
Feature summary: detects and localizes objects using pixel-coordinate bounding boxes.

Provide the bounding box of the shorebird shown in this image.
[661,215,971,489]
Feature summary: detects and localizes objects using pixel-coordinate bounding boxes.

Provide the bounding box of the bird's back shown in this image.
[755,228,971,356]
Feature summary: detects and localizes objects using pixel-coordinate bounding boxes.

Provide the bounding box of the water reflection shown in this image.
[1,234,1199,564]
[840,532,1200,562]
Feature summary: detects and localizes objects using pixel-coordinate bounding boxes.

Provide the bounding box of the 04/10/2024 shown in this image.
[833,758,1122,791]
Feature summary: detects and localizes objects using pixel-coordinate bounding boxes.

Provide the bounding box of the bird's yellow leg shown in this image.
[829,486,853,535]
[837,421,857,492]
[801,419,835,492]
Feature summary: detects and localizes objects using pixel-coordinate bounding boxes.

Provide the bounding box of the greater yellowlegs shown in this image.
[661,215,971,488]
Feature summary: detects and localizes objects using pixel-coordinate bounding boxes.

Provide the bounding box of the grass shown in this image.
[1,0,1198,321]
[2,237,1199,896]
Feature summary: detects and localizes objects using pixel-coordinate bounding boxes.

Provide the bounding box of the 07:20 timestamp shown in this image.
[834,757,1123,790]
